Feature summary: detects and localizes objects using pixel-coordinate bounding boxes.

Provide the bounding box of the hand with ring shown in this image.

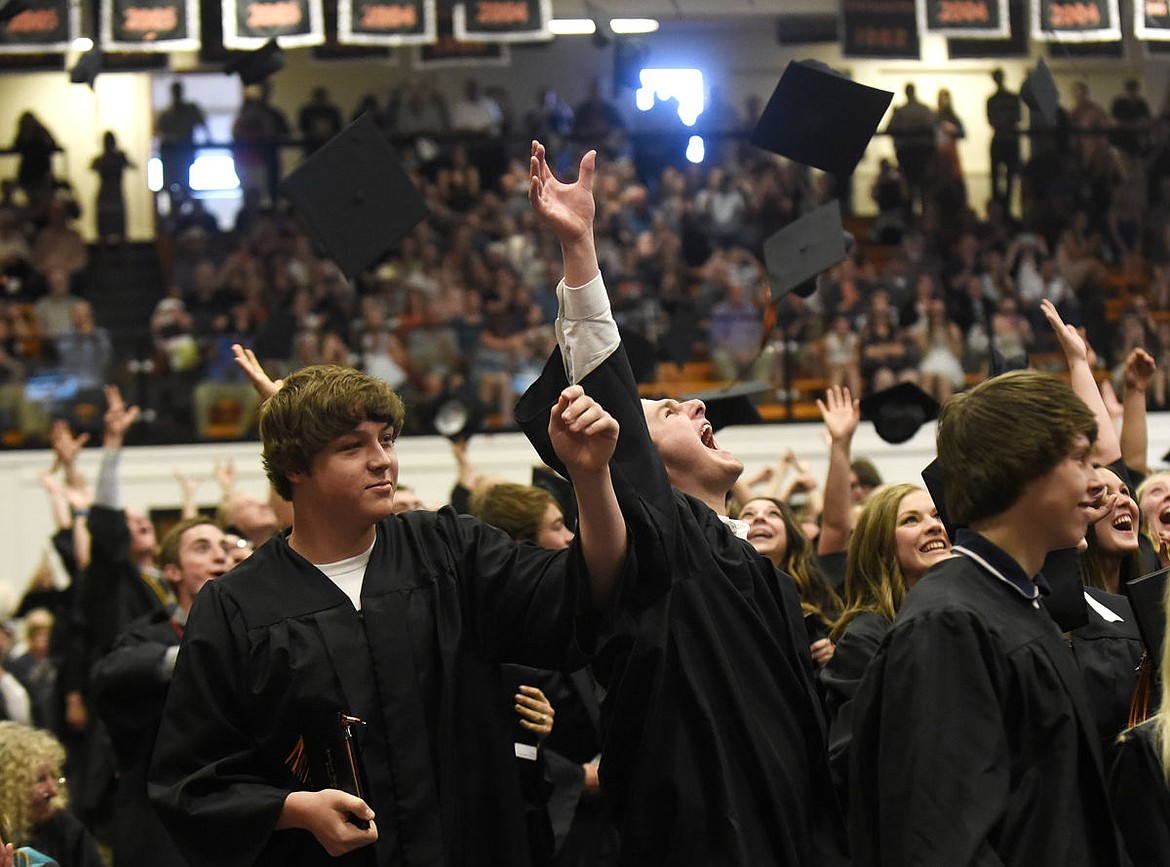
[515,685,555,741]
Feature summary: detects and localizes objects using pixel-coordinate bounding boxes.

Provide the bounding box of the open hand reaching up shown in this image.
[529,141,596,247]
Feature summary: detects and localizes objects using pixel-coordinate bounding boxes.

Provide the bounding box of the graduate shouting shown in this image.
[148,361,627,867]
[517,143,847,866]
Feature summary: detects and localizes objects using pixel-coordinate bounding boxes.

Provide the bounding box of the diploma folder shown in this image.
[286,712,371,829]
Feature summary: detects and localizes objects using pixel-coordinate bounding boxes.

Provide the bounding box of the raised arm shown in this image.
[817,385,860,556]
[40,469,71,531]
[529,141,597,287]
[174,469,202,520]
[49,418,89,490]
[1120,348,1155,475]
[94,385,139,509]
[549,385,625,609]
[1041,298,1121,464]
[232,344,282,401]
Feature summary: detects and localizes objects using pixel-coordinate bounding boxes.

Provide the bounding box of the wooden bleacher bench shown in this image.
[758,401,823,422]
[789,377,829,400]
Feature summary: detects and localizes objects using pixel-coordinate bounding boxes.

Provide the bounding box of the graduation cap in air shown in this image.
[428,391,484,441]
[69,46,103,89]
[750,59,894,178]
[860,381,939,445]
[1021,59,1060,127]
[532,465,577,531]
[763,200,848,302]
[1124,566,1169,671]
[681,381,769,431]
[282,113,430,279]
[225,38,286,86]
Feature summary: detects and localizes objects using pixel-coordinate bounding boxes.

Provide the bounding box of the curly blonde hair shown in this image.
[0,722,66,845]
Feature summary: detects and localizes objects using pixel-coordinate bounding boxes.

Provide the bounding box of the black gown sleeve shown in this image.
[1109,722,1170,867]
[147,584,292,867]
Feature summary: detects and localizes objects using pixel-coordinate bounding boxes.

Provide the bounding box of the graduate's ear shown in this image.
[162,561,183,590]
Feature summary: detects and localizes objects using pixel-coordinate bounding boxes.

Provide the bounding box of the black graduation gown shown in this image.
[148,508,603,867]
[516,346,847,867]
[1108,719,1170,867]
[29,809,105,867]
[90,608,189,867]
[514,666,620,867]
[1071,588,1144,755]
[848,553,1128,867]
[818,610,891,805]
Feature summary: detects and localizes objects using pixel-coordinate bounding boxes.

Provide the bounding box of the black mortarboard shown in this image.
[532,464,577,530]
[1124,566,1169,668]
[69,47,102,89]
[749,59,893,178]
[860,381,939,445]
[428,392,483,441]
[1021,59,1060,126]
[1161,447,1170,465]
[225,38,285,86]
[282,113,430,278]
[763,200,847,302]
[681,381,768,431]
[920,457,956,541]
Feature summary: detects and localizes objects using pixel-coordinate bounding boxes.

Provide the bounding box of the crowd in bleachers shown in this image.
[3,71,1170,865]
[3,74,1170,447]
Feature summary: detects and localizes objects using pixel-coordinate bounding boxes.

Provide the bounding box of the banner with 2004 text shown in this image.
[1032,0,1120,41]
[919,0,1009,37]
[453,0,551,42]
[338,0,435,45]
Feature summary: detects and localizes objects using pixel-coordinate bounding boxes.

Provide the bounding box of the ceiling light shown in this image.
[611,18,658,33]
[549,18,597,34]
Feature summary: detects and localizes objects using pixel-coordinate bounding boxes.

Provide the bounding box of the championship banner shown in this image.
[919,0,1009,37]
[453,0,551,42]
[841,0,921,58]
[222,0,324,48]
[1136,0,1170,40]
[102,0,201,51]
[337,0,435,45]
[1032,0,1120,41]
[0,0,77,53]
